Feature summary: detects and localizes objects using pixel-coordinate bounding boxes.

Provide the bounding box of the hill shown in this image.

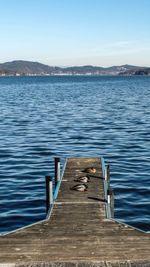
[0,60,148,76]
[0,60,58,75]
[119,67,150,75]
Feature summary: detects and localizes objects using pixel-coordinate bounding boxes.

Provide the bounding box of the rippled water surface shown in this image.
[0,75,150,234]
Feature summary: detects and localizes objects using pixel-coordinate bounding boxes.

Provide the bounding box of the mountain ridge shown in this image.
[0,60,149,76]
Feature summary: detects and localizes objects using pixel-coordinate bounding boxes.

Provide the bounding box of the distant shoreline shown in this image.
[0,74,150,79]
[0,60,150,76]
[1,74,150,77]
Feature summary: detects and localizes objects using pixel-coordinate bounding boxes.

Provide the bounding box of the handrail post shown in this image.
[45,176,53,214]
[55,157,60,188]
[105,167,107,180]
[107,189,114,218]
[104,164,110,200]
[105,164,110,186]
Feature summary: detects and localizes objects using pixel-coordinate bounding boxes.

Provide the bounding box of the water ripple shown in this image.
[0,75,150,233]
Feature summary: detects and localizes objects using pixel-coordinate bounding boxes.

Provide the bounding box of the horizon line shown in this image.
[0,59,148,68]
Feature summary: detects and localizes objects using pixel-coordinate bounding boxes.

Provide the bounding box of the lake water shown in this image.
[0,75,150,234]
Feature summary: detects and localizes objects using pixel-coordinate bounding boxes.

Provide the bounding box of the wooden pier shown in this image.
[0,157,150,266]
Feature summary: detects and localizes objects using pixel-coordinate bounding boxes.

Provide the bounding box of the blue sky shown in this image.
[0,0,150,66]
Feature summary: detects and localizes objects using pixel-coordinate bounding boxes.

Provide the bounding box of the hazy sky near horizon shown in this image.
[1,0,150,67]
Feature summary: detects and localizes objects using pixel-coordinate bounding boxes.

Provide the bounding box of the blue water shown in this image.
[0,75,150,234]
